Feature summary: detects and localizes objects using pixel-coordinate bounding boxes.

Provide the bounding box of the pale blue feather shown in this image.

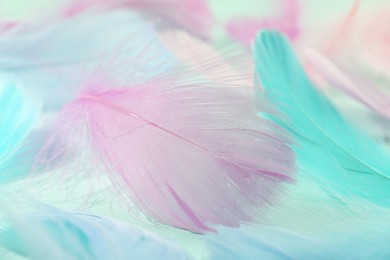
[0,208,188,260]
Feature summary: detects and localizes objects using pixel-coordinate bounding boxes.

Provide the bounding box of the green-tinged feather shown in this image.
[254,30,390,205]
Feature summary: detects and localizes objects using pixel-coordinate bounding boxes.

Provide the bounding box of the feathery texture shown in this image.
[1,2,390,259]
[158,30,253,86]
[305,50,390,120]
[0,206,187,260]
[254,30,390,205]
[0,10,176,111]
[51,73,295,233]
[0,74,40,183]
[208,227,327,260]
[60,0,213,38]
[208,223,390,260]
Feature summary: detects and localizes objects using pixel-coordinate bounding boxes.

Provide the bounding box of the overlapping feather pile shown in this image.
[0,0,389,259]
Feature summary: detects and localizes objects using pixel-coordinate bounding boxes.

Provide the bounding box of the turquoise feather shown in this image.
[254,30,390,205]
[0,74,40,182]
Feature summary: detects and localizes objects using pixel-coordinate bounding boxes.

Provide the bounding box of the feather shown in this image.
[0,10,176,111]
[305,49,390,121]
[323,0,360,55]
[158,30,253,86]
[351,7,390,76]
[0,73,40,183]
[59,0,213,38]
[208,222,390,260]
[45,62,295,233]
[254,30,390,205]
[208,227,329,260]
[0,205,187,260]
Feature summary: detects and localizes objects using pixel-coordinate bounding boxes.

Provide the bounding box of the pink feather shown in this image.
[323,0,360,55]
[46,65,295,232]
[305,50,390,120]
[158,30,253,86]
[354,7,390,75]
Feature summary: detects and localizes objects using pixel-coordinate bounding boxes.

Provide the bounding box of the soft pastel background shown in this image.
[1,0,388,29]
[1,1,390,259]
[1,0,389,46]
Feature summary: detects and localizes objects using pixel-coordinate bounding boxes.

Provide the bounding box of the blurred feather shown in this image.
[59,0,213,38]
[208,220,390,260]
[0,10,176,111]
[323,0,360,55]
[208,227,330,260]
[351,7,390,76]
[159,30,253,86]
[226,0,300,46]
[305,49,390,120]
[0,74,40,183]
[0,203,188,260]
[254,30,390,205]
